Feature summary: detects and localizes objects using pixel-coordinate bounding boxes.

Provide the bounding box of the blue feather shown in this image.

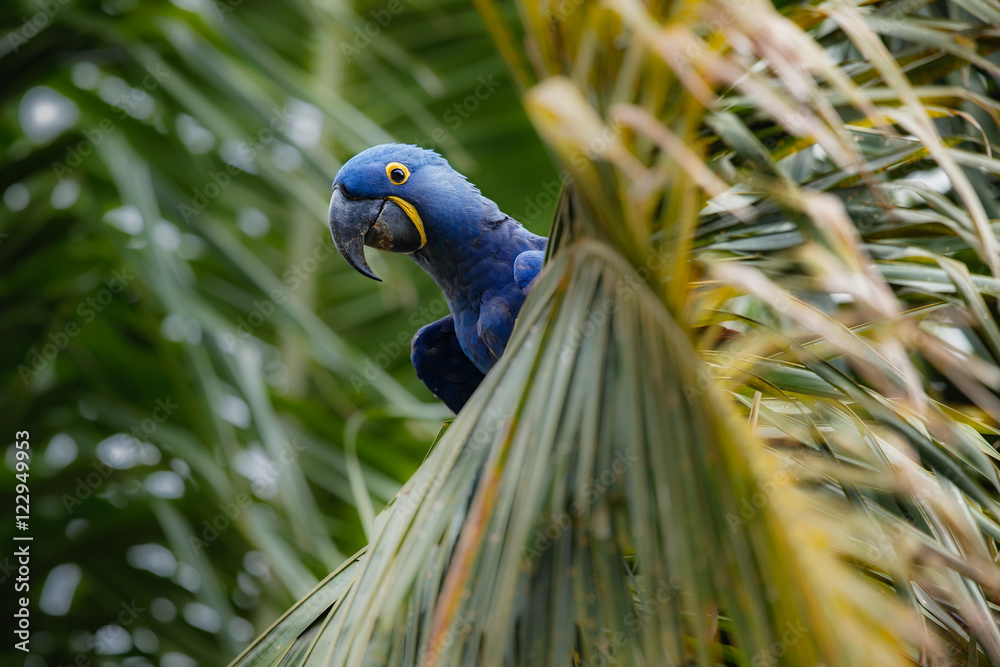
[514,250,545,294]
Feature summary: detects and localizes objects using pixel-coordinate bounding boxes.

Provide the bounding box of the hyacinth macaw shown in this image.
[328,144,547,412]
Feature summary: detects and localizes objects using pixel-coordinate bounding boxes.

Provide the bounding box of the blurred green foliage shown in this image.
[0,0,554,665]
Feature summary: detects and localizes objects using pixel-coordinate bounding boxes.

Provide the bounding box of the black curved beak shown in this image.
[329,185,383,281]
[329,185,426,282]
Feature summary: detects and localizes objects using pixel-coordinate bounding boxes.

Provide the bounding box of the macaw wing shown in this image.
[411,314,486,413]
[513,250,545,294]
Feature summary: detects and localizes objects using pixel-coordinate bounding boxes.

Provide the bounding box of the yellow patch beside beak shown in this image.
[387,196,426,249]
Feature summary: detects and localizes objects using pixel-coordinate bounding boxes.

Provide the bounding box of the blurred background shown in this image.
[0,0,554,664]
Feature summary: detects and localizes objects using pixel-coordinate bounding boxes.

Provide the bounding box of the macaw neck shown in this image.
[409,213,541,313]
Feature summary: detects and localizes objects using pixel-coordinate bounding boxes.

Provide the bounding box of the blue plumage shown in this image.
[410,316,484,413]
[329,144,548,412]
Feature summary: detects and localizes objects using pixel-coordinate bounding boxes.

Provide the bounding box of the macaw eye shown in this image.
[386,162,409,185]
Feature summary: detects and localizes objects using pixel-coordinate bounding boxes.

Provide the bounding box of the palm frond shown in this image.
[236,0,1000,663]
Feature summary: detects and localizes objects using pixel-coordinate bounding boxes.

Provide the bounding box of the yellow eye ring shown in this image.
[386,162,409,185]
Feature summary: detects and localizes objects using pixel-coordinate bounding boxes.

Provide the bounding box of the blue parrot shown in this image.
[328,144,547,412]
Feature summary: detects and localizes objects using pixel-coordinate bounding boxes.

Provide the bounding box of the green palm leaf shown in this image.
[235,0,1000,663]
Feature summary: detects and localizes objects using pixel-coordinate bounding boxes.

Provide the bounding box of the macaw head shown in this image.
[329,143,483,282]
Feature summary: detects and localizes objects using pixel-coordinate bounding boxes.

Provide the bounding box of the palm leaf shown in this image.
[236,0,1000,663]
